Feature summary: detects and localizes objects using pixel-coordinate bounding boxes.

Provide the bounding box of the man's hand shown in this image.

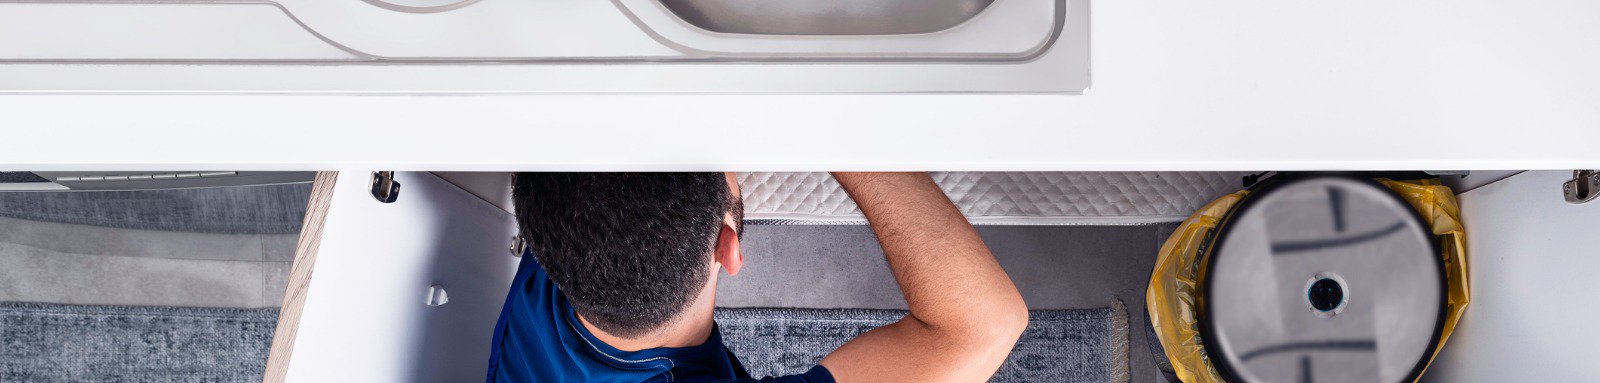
[818,173,1029,383]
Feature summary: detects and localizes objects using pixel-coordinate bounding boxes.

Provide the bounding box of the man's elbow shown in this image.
[956,299,1029,352]
[951,304,1029,374]
[991,300,1030,344]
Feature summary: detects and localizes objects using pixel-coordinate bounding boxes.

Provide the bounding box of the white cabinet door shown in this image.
[283,172,519,382]
[1426,171,1600,381]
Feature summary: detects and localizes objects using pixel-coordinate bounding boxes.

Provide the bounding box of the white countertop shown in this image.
[2,0,1597,171]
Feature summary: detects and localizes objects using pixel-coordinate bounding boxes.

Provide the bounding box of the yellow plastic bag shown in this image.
[1145,179,1469,383]
[1378,179,1470,379]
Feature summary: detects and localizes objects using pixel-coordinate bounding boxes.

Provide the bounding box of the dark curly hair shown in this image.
[513,173,741,338]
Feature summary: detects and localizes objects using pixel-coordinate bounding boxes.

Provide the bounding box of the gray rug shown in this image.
[0,302,278,382]
[717,307,1128,383]
[0,184,310,235]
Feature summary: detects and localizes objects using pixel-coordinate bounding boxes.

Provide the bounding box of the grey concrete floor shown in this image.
[0,216,297,308]
[719,223,1178,383]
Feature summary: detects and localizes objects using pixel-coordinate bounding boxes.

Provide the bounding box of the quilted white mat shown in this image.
[738,172,1252,225]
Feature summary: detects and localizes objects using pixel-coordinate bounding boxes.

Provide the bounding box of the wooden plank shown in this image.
[263,171,338,383]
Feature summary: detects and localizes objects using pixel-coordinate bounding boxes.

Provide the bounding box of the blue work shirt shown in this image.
[486,250,835,383]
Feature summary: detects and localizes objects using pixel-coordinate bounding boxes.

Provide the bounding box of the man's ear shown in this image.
[713,215,743,277]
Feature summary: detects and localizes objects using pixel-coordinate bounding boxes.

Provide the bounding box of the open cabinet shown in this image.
[256,170,1599,382]
[267,172,519,381]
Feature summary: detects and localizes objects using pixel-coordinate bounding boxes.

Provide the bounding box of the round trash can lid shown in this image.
[1202,176,1444,383]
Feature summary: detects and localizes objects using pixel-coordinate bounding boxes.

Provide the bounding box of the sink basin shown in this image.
[0,0,1088,93]
[657,0,995,35]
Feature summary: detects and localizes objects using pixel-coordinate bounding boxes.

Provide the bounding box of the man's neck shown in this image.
[578,308,714,351]
[578,278,719,352]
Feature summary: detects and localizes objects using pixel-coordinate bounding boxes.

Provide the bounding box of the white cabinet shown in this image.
[274,172,519,382]
[1426,171,1600,381]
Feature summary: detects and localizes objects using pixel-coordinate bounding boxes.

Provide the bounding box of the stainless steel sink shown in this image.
[0,0,1089,93]
[657,0,996,35]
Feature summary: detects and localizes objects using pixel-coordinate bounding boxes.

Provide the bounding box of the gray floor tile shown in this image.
[1154,223,1180,250]
[717,225,906,310]
[977,225,1164,383]
[979,225,1158,310]
[262,234,300,262]
[0,216,265,262]
[0,183,311,235]
[1144,222,1184,382]
[719,224,1160,310]
[264,261,293,308]
[0,242,273,308]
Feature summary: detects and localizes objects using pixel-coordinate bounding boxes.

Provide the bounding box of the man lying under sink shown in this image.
[486,172,1029,382]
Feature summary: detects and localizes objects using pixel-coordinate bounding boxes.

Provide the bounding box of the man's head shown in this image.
[513,172,743,339]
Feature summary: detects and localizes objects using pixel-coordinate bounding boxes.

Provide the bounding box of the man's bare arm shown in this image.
[818,172,1029,383]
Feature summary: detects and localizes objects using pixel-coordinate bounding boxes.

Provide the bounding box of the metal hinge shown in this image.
[1565,170,1599,204]
[509,235,526,258]
[370,171,400,203]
